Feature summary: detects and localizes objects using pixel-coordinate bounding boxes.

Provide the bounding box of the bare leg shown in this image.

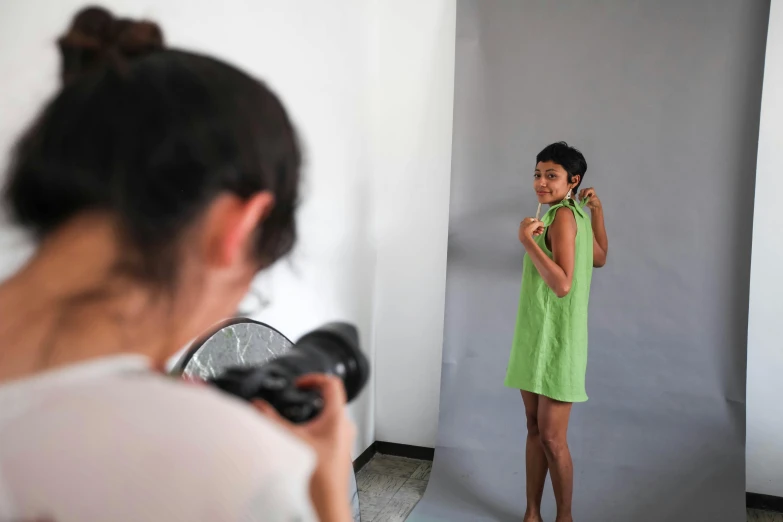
[538,396,574,522]
[521,391,547,522]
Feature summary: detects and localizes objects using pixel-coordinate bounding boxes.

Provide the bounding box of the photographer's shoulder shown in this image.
[132,373,317,465]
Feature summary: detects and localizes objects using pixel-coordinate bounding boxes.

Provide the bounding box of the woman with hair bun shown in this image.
[0,6,353,522]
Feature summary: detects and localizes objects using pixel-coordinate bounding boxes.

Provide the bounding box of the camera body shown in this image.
[208,322,369,423]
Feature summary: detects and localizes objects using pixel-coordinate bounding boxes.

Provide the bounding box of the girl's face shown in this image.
[534,161,580,205]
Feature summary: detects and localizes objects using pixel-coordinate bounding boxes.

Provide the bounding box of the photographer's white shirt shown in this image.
[0,355,318,522]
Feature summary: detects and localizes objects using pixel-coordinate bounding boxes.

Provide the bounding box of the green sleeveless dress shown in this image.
[504,198,594,403]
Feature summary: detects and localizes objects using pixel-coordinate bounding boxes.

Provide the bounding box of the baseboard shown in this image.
[375,441,435,461]
[353,442,376,473]
[747,492,783,513]
[353,441,435,473]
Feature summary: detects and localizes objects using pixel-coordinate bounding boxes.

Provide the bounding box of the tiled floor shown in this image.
[356,454,431,522]
[356,454,781,522]
[749,510,783,522]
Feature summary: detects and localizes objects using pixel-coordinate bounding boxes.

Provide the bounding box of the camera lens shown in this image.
[294,323,369,401]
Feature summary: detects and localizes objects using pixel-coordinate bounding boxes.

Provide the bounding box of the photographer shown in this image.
[0,6,354,522]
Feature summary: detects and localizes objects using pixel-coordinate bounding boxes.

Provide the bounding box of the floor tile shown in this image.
[748,510,783,522]
[364,454,423,478]
[359,494,390,521]
[357,456,429,521]
[372,492,421,522]
[410,462,432,481]
[357,472,408,498]
[396,478,428,499]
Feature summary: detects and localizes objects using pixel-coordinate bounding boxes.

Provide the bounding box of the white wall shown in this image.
[0,0,378,458]
[747,0,783,497]
[367,0,455,447]
[0,0,458,456]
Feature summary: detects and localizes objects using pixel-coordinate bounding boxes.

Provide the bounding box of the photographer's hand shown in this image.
[255,374,356,522]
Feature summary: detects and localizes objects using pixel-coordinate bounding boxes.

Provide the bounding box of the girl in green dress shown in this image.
[505,142,608,522]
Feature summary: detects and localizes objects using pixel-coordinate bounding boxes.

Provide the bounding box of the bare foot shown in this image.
[555,516,573,522]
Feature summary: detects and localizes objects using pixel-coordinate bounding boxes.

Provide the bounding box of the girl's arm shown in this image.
[519,207,576,298]
[579,187,608,267]
[591,209,608,267]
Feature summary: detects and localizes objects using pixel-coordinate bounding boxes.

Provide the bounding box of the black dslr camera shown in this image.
[206,322,369,423]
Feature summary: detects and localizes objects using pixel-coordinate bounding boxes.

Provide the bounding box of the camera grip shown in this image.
[208,365,325,423]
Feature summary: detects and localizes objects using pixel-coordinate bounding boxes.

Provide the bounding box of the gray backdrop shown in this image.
[409,1,769,521]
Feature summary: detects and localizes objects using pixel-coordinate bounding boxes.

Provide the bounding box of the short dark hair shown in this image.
[535,141,587,191]
[3,6,300,284]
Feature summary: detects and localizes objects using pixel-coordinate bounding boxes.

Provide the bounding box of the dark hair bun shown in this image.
[58,6,165,83]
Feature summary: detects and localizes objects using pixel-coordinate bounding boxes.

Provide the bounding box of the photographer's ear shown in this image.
[202,191,276,269]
